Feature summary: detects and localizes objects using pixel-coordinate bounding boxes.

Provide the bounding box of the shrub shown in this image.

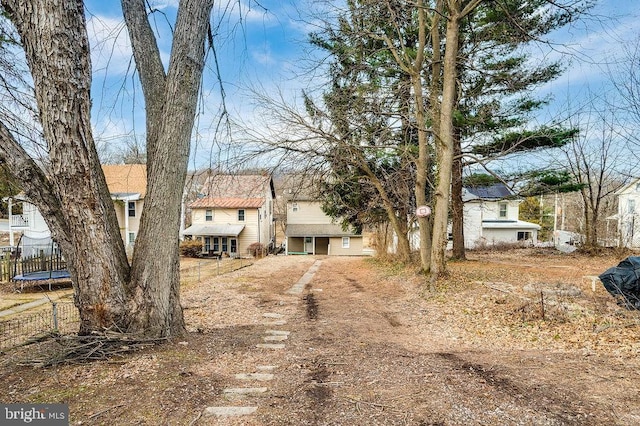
[247,242,266,258]
[180,240,202,258]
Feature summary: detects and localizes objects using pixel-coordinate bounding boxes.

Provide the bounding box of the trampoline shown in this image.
[11,235,70,291]
[13,270,71,281]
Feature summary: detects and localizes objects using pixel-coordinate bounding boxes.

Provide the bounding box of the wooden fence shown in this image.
[0,251,67,282]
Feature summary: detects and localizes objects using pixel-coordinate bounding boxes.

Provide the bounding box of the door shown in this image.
[304,237,313,254]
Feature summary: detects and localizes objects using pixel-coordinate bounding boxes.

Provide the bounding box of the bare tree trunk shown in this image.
[451,128,466,260]
[363,167,412,262]
[430,6,461,280]
[412,0,432,273]
[0,0,214,337]
[0,0,131,334]
[123,0,214,336]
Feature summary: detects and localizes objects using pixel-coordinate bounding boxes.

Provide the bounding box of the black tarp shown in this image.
[599,256,640,309]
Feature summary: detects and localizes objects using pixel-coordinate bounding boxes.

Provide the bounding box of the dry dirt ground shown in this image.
[2,248,640,425]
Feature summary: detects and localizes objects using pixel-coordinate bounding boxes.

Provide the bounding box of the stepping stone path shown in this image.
[235,373,274,381]
[256,343,286,349]
[223,387,269,395]
[263,319,287,326]
[203,261,321,419]
[204,406,258,417]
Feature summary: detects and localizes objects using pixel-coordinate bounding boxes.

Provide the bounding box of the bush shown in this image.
[180,240,202,258]
[247,242,266,258]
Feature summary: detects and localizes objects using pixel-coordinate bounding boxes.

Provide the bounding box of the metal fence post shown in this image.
[52,302,58,332]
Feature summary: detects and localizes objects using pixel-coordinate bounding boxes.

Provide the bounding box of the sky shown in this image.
[81,0,640,171]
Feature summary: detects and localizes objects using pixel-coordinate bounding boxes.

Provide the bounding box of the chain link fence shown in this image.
[180,257,254,286]
[0,257,255,352]
[0,302,79,351]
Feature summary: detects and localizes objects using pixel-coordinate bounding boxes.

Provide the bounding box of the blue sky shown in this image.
[83,0,640,170]
[84,0,313,169]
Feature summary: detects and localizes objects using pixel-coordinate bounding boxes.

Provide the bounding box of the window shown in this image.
[498,202,508,218]
[517,231,531,241]
[128,201,136,217]
[629,199,636,215]
[238,209,245,221]
[222,237,228,252]
[292,202,299,212]
[205,209,213,221]
[213,237,219,252]
[204,237,211,252]
[128,232,136,244]
[230,239,237,253]
[342,237,350,249]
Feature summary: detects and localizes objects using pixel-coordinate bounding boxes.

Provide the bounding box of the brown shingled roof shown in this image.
[202,174,274,198]
[189,197,264,209]
[102,164,147,197]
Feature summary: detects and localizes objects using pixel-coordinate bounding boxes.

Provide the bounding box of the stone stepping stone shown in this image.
[262,312,284,319]
[256,343,286,350]
[287,260,322,294]
[256,365,277,371]
[263,335,288,342]
[263,320,287,326]
[204,406,257,417]
[265,330,290,336]
[235,373,274,381]
[223,387,268,395]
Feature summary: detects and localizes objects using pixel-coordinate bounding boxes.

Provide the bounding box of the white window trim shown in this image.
[498,202,508,218]
[342,237,350,249]
[128,201,136,217]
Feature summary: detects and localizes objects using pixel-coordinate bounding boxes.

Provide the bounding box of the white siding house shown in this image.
[458,184,541,249]
[615,178,640,248]
[5,164,147,253]
[4,194,51,246]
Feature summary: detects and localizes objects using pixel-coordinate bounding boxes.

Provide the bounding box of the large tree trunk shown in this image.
[1,0,131,334]
[0,0,214,337]
[123,0,214,336]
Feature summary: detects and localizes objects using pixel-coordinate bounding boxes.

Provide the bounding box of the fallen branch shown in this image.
[20,332,170,367]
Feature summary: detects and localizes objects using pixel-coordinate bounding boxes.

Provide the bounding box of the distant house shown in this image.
[615,178,640,248]
[4,194,51,249]
[5,164,147,253]
[102,164,147,252]
[285,192,364,256]
[182,174,275,257]
[459,183,540,248]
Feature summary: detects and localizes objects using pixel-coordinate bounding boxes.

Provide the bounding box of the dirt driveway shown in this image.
[1,250,640,425]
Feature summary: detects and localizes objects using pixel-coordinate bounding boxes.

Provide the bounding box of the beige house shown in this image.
[182,174,275,257]
[102,164,147,253]
[285,197,363,256]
